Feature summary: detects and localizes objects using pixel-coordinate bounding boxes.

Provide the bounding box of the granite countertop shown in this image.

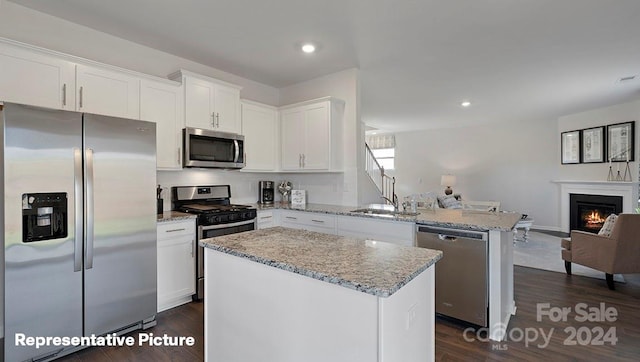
[414,208,522,231]
[251,202,521,231]
[200,226,442,298]
[157,211,197,223]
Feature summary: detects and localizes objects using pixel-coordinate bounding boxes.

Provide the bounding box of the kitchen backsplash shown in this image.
[157,170,350,210]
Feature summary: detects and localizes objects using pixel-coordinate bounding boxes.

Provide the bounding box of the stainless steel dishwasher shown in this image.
[416,225,489,327]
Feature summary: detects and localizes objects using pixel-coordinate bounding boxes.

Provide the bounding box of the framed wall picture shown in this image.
[607,122,635,162]
[561,130,581,164]
[581,126,605,163]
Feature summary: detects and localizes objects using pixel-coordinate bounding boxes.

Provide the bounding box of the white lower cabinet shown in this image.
[280,210,337,234]
[157,219,196,312]
[257,210,277,229]
[336,215,415,247]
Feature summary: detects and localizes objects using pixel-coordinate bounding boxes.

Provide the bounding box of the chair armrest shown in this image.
[570,231,616,272]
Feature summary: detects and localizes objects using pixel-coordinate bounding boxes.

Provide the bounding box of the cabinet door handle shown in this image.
[177,147,181,164]
[260,215,273,219]
[302,154,306,168]
[79,86,83,109]
[299,154,302,168]
[216,113,220,128]
[211,112,215,127]
[165,228,186,233]
[285,216,297,220]
[191,239,195,257]
[62,84,67,106]
[311,219,325,223]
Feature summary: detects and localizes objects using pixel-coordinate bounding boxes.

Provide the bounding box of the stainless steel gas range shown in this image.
[172,185,257,300]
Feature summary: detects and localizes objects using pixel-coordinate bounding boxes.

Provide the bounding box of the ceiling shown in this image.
[8,0,640,132]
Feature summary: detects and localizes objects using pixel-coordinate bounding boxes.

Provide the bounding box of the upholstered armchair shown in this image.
[561,214,640,290]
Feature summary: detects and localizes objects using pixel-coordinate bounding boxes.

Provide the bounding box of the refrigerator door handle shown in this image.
[73,148,83,272]
[85,148,95,270]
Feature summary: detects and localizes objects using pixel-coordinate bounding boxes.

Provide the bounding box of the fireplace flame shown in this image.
[585,211,606,225]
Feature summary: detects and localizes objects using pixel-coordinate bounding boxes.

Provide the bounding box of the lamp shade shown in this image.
[440,175,457,186]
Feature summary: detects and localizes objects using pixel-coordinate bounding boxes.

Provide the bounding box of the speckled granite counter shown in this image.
[414,208,521,231]
[200,226,442,297]
[157,211,197,222]
[252,202,521,231]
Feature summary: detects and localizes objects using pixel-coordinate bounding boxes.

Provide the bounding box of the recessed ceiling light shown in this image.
[461,101,471,107]
[301,43,316,53]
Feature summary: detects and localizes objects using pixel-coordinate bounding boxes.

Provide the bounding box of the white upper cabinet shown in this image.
[0,41,75,110]
[214,84,241,133]
[76,64,140,119]
[140,79,184,170]
[280,97,344,172]
[171,70,242,134]
[241,100,278,171]
[281,107,306,170]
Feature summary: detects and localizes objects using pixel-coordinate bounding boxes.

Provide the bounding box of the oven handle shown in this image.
[199,219,256,232]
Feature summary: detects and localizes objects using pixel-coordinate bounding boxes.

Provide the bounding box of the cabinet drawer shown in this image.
[301,212,336,229]
[337,216,414,247]
[281,210,336,233]
[257,210,276,229]
[158,219,195,239]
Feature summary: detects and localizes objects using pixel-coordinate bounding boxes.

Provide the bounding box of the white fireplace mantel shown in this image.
[553,180,640,232]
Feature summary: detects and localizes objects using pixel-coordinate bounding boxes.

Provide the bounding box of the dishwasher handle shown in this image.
[417,225,488,241]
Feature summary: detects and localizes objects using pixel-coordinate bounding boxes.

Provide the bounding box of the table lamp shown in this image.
[441,175,457,195]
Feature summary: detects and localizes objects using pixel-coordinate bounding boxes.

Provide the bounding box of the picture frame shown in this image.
[561,130,581,164]
[607,122,635,162]
[581,126,605,163]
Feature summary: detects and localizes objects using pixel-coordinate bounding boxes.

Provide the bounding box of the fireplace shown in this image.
[569,194,623,233]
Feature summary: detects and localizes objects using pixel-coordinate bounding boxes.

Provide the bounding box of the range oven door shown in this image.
[195,219,256,300]
[183,127,245,169]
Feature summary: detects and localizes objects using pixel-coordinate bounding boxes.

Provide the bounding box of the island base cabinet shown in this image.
[204,248,435,362]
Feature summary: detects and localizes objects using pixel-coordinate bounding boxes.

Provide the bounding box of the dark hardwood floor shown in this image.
[58,302,204,362]
[58,266,640,361]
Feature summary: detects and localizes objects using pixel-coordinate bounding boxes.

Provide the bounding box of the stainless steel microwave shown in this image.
[183,127,245,169]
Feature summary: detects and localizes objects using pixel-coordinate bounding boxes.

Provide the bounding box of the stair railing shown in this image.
[365,143,398,209]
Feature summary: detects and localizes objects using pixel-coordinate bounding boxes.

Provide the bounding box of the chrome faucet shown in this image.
[381,194,399,211]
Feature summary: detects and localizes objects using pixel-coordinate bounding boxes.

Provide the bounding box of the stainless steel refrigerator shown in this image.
[1,103,157,361]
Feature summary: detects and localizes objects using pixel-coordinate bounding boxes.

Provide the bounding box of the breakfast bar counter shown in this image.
[253,202,522,231]
[200,227,442,362]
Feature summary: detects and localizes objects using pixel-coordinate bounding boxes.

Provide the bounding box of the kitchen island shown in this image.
[200,227,442,362]
[253,203,521,341]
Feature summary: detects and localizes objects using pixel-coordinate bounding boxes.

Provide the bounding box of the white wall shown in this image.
[389,119,560,230]
[157,170,278,207]
[279,68,370,206]
[557,99,640,182]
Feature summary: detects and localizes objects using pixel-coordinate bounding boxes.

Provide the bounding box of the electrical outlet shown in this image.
[406,303,418,330]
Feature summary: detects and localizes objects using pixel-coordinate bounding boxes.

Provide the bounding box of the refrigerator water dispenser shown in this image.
[22,192,68,242]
